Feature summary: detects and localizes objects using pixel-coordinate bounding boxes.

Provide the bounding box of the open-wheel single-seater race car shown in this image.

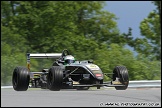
[12,49,129,91]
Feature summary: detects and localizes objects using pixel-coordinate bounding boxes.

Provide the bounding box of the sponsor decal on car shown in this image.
[86,64,100,70]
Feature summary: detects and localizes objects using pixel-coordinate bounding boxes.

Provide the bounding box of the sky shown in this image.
[103,1,156,38]
[103,1,156,54]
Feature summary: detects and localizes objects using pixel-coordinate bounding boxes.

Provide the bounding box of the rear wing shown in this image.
[27,53,62,70]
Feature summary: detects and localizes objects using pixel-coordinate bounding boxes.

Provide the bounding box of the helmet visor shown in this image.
[65,59,75,64]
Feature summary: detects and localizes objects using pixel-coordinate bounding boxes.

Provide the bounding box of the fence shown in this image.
[128,80,161,88]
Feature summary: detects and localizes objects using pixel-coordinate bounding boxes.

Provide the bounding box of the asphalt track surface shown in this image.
[1,87,161,107]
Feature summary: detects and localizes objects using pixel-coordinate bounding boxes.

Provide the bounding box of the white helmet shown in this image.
[64,55,75,64]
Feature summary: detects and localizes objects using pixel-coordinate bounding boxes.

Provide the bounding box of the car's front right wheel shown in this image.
[12,66,30,91]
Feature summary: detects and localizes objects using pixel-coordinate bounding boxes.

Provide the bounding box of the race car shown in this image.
[12,49,129,91]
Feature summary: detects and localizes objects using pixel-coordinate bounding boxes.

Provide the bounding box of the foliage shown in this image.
[128,1,161,61]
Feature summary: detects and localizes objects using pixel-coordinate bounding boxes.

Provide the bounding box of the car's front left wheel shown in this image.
[113,66,129,90]
[47,66,63,91]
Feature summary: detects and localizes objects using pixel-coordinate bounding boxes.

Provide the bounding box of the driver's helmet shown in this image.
[64,55,75,64]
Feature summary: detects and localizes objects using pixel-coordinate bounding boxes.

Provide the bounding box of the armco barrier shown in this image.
[1,80,161,89]
[128,80,161,88]
[1,86,13,88]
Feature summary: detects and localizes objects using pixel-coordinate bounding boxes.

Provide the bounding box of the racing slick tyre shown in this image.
[113,66,129,90]
[47,66,63,91]
[76,87,90,90]
[12,66,30,91]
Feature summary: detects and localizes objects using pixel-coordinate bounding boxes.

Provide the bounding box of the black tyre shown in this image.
[47,66,63,91]
[76,87,90,90]
[113,66,129,90]
[12,66,30,91]
[41,83,47,89]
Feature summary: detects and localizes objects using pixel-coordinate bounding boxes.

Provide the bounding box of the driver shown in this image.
[64,55,75,65]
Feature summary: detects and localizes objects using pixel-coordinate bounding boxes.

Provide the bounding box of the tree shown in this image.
[75,1,133,47]
[132,1,161,61]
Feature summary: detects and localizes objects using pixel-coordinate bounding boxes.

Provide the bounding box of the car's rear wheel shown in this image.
[76,86,90,90]
[113,66,129,90]
[12,66,30,91]
[47,66,63,91]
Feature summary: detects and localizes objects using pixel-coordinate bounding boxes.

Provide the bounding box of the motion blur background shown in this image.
[1,1,161,86]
